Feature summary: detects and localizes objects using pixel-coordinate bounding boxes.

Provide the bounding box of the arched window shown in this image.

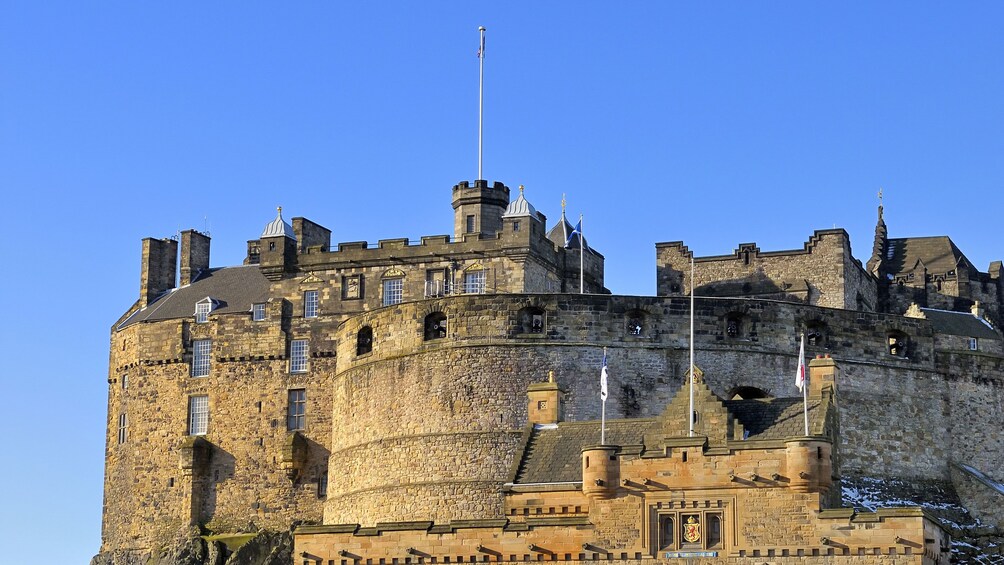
[887,330,908,357]
[424,312,448,341]
[626,310,646,337]
[707,514,723,548]
[805,321,826,347]
[728,386,770,400]
[356,326,373,355]
[659,516,675,550]
[725,314,743,338]
[517,307,546,334]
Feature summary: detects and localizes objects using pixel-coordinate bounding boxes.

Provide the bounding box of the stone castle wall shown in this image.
[319,293,1004,527]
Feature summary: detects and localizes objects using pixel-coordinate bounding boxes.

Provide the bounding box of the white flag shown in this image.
[795,334,806,392]
[600,352,609,401]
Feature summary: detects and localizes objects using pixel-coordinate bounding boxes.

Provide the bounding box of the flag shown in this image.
[565,220,582,249]
[477,33,485,58]
[600,351,609,401]
[795,333,806,392]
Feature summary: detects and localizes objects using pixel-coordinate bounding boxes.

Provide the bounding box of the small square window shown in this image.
[466,214,476,234]
[382,278,403,306]
[117,413,128,445]
[188,395,208,436]
[290,339,309,373]
[287,389,306,431]
[195,301,211,323]
[969,338,978,351]
[252,303,266,321]
[191,339,211,377]
[304,290,319,318]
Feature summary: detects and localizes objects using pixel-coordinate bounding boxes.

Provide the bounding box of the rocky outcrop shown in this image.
[91,530,292,565]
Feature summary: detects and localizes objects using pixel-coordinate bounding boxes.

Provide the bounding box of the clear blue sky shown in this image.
[2,3,1002,562]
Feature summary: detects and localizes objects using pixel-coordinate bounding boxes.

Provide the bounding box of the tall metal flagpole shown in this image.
[600,347,608,445]
[801,332,809,436]
[478,26,486,180]
[579,214,585,294]
[689,256,695,437]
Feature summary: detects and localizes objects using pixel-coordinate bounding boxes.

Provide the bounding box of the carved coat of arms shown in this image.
[683,515,701,543]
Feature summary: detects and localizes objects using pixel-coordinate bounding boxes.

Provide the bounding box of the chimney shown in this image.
[527,371,564,425]
[971,301,985,319]
[140,237,178,307]
[808,355,838,399]
[180,230,211,287]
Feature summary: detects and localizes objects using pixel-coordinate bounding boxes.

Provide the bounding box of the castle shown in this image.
[97,179,1004,564]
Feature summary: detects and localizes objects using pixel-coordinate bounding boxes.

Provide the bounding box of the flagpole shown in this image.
[801,333,809,436]
[689,256,695,437]
[579,214,585,294]
[477,26,486,180]
[601,347,608,445]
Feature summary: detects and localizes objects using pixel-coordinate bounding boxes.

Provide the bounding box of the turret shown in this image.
[259,207,297,281]
[452,180,510,239]
[140,237,178,307]
[180,229,210,287]
[581,445,619,500]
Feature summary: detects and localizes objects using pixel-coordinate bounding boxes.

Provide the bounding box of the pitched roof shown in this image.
[513,396,825,484]
[919,308,1000,340]
[886,236,974,277]
[117,266,270,329]
[546,213,587,250]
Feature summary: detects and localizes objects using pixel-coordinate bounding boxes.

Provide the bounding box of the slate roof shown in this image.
[513,397,824,484]
[886,236,974,277]
[118,266,270,329]
[546,213,587,250]
[920,308,1000,340]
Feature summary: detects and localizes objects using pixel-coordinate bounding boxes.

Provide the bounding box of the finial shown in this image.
[878,188,883,206]
[277,206,282,216]
[519,184,525,194]
[548,370,554,383]
[561,193,567,213]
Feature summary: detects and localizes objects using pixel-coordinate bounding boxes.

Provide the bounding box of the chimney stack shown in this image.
[140,237,178,307]
[180,230,211,287]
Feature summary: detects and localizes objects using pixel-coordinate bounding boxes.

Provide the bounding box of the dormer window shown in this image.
[195,298,218,323]
[252,303,266,321]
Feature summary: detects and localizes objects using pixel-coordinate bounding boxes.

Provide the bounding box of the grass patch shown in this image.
[202,533,257,552]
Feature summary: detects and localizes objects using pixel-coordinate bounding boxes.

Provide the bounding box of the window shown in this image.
[706,514,723,548]
[464,270,486,294]
[627,310,646,337]
[195,301,211,323]
[513,220,521,232]
[117,413,127,445]
[969,338,979,351]
[466,214,476,234]
[659,516,675,550]
[290,339,309,373]
[287,389,306,431]
[304,290,319,318]
[887,331,908,357]
[425,269,450,297]
[382,278,403,306]
[191,339,211,377]
[188,395,208,435]
[357,326,373,355]
[725,315,743,338]
[424,312,448,341]
[252,303,266,321]
[317,471,328,498]
[518,307,546,334]
[121,374,128,390]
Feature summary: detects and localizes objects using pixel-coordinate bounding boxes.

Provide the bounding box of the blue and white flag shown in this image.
[565,220,582,249]
[600,351,609,401]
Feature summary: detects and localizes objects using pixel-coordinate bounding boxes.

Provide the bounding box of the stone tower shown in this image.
[451,179,510,239]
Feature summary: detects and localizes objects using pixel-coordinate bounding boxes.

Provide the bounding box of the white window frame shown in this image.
[304,290,319,318]
[287,389,306,431]
[969,338,979,351]
[290,339,309,373]
[252,303,266,321]
[191,339,211,377]
[382,278,404,306]
[121,373,128,390]
[188,395,209,436]
[463,270,486,294]
[195,301,212,323]
[117,413,128,444]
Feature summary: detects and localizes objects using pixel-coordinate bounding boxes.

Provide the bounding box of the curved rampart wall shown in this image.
[325,293,1004,525]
